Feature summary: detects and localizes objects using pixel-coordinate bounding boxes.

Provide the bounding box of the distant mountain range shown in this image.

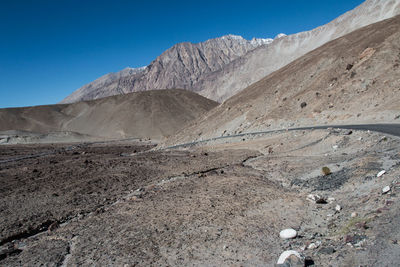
[60,35,277,103]
[61,0,400,104]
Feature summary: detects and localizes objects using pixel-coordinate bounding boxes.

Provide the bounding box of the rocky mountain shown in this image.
[62,0,400,104]
[61,35,274,103]
[163,14,400,146]
[0,89,218,141]
[194,0,400,101]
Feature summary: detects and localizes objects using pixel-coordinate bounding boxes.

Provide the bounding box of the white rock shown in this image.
[308,243,318,249]
[307,194,317,202]
[332,145,339,150]
[335,205,342,211]
[382,186,391,194]
[327,197,335,203]
[351,212,358,218]
[277,250,302,264]
[308,241,321,250]
[279,228,297,239]
[377,170,386,177]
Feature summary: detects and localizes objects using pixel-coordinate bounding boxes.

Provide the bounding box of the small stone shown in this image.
[382,186,391,194]
[377,170,386,177]
[335,205,341,211]
[277,250,304,266]
[327,197,335,203]
[318,246,336,255]
[346,64,354,71]
[300,102,307,108]
[307,194,327,204]
[279,228,297,239]
[332,145,339,150]
[351,212,358,218]
[308,242,320,250]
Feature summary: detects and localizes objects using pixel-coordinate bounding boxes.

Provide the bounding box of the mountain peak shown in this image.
[275,33,287,39]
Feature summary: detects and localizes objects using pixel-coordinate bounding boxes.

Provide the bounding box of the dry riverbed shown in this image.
[1,129,399,266]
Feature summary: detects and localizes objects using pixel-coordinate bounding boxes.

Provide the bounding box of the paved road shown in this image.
[165,123,400,149]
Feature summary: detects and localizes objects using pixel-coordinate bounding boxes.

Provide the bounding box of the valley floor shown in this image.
[1,128,400,266]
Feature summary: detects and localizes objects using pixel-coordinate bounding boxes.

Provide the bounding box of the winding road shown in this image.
[1,124,399,163]
[165,123,400,149]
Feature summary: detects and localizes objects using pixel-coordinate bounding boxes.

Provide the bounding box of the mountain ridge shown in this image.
[60,34,275,104]
[61,0,400,104]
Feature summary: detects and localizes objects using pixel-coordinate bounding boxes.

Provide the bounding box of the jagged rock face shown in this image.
[62,0,400,104]
[61,35,271,103]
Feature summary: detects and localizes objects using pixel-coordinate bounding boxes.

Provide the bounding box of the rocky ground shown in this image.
[1,128,399,266]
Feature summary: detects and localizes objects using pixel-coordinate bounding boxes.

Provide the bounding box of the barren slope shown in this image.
[164,15,400,146]
[0,89,218,141]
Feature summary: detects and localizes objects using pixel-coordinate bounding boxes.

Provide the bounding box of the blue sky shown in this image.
[0,0,364,108]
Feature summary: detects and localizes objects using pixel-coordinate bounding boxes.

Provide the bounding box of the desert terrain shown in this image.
[1,127,400,266]
[1,1,400,266]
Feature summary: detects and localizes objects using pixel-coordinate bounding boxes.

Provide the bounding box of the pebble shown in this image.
[277,250,303,265]
[377,170,386,177]
[335,205,341,211]
[307,194,327,204]
[332,145,338,150]
[308,241,321,250]
[351,212,358,218]
[279,228,297,239]
[319,246,336,255]
[327,197,335,203]
[382,186,391,194]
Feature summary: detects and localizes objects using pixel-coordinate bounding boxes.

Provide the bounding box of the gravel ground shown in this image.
[1,129,400,266]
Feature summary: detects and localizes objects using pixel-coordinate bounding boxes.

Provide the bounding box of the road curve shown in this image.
[165,123,400,149]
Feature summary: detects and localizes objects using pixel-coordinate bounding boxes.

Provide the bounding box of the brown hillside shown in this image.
[0,89,218,141]
[165,15,400,146]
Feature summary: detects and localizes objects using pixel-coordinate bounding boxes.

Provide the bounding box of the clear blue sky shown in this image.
[0,0,364,108]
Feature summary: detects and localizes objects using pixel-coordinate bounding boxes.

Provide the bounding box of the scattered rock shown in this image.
[307,241,321,250]
[346,64,354,71]
[318,246,336,255]
[307,194,327,204]
[332,145,338,150]
[345,234,367,245]
[322,166,331,176]
[277,250,304,266]
[335,205,341,212]
[377,170,386,177]
[351,212,358,218]
[382,186,391,194]
[327,197,335,203]
[280,228,297,239]
[300,102,307,108]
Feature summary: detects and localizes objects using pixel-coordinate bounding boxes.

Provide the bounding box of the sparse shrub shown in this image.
[322,166,331,176]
